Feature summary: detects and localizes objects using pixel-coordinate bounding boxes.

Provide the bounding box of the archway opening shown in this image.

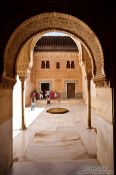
[12,29,99,172]
[2,12,113,174]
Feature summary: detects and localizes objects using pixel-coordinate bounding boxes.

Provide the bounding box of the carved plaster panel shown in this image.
[34,52,79,58]
[81,44,92,76]
[0,76,16,89]
[16,38,33,77]
[93,76,109,87]
[4,12,104,80]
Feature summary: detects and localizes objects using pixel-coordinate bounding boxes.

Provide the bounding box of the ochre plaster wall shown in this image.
[33,51,82,97]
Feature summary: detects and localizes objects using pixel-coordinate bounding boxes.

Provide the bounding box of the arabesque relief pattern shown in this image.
[0,76,16,89]
[3,12,107,87]
[16,38,33,78]
[34,52,79,58]
[81,44,92,77]
[93,76,109,87]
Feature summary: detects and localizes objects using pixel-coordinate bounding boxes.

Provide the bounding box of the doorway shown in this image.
[67,83,75,98]
[41,83,49,98]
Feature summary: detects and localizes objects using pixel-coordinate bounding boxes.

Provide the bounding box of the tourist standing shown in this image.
[46,95,50,106]
[31,95,36,111]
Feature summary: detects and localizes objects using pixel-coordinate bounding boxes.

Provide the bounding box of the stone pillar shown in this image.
[19,76,26,130]
[87,75,92,129]
[0,76,16,174]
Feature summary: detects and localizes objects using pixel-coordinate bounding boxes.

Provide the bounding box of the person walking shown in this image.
[31,95,36,111]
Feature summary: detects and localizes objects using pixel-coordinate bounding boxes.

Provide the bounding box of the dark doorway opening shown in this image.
[41,83,49,98]
[67,83,75,98]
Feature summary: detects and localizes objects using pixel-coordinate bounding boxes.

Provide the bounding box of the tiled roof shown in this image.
[34,36,78,52]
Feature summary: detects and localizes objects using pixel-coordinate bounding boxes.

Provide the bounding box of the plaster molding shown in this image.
[16,38,33,77]
[34,51,79,58]
[0,76,16,89]
[93,76,109,87]
[81,44,92,76]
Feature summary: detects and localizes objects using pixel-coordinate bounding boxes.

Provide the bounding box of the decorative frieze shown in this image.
[34,52,79,58]
[81,44,93,75]
[93,76,109,87]
[19,76,26,82]
[0,76,16,89]
[16,39,32,77]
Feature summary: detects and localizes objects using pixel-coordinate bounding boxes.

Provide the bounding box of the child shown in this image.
[46,95,50,105]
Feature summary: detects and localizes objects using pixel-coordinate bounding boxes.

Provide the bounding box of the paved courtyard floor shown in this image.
[8,102,107,175]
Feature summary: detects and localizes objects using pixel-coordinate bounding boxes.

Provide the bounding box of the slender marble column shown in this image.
[87,75,92,129]
[19,76,26,130]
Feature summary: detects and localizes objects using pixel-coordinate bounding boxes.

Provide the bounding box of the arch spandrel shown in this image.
[16,38,33,77]
[3,12,107,87]
[81,44,93,76]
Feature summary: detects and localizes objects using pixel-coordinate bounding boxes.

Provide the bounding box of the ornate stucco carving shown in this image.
[81,44,92,76]
[16,38,33,77]
[0,76,16,89]
[93,76,109,87]
[34,51,79,58]
[3,12,107,87]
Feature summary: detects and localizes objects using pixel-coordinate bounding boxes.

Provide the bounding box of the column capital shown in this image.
[86,74,92,81]
[93,75,109,87]
[0,76,16,89]
[19,76,26,82]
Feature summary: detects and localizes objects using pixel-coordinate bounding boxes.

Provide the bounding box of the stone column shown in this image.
[87,75,92,129]
[19,76,26,130]
[0,76,16,174]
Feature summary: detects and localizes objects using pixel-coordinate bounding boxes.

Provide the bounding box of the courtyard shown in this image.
[8,102,104,175]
